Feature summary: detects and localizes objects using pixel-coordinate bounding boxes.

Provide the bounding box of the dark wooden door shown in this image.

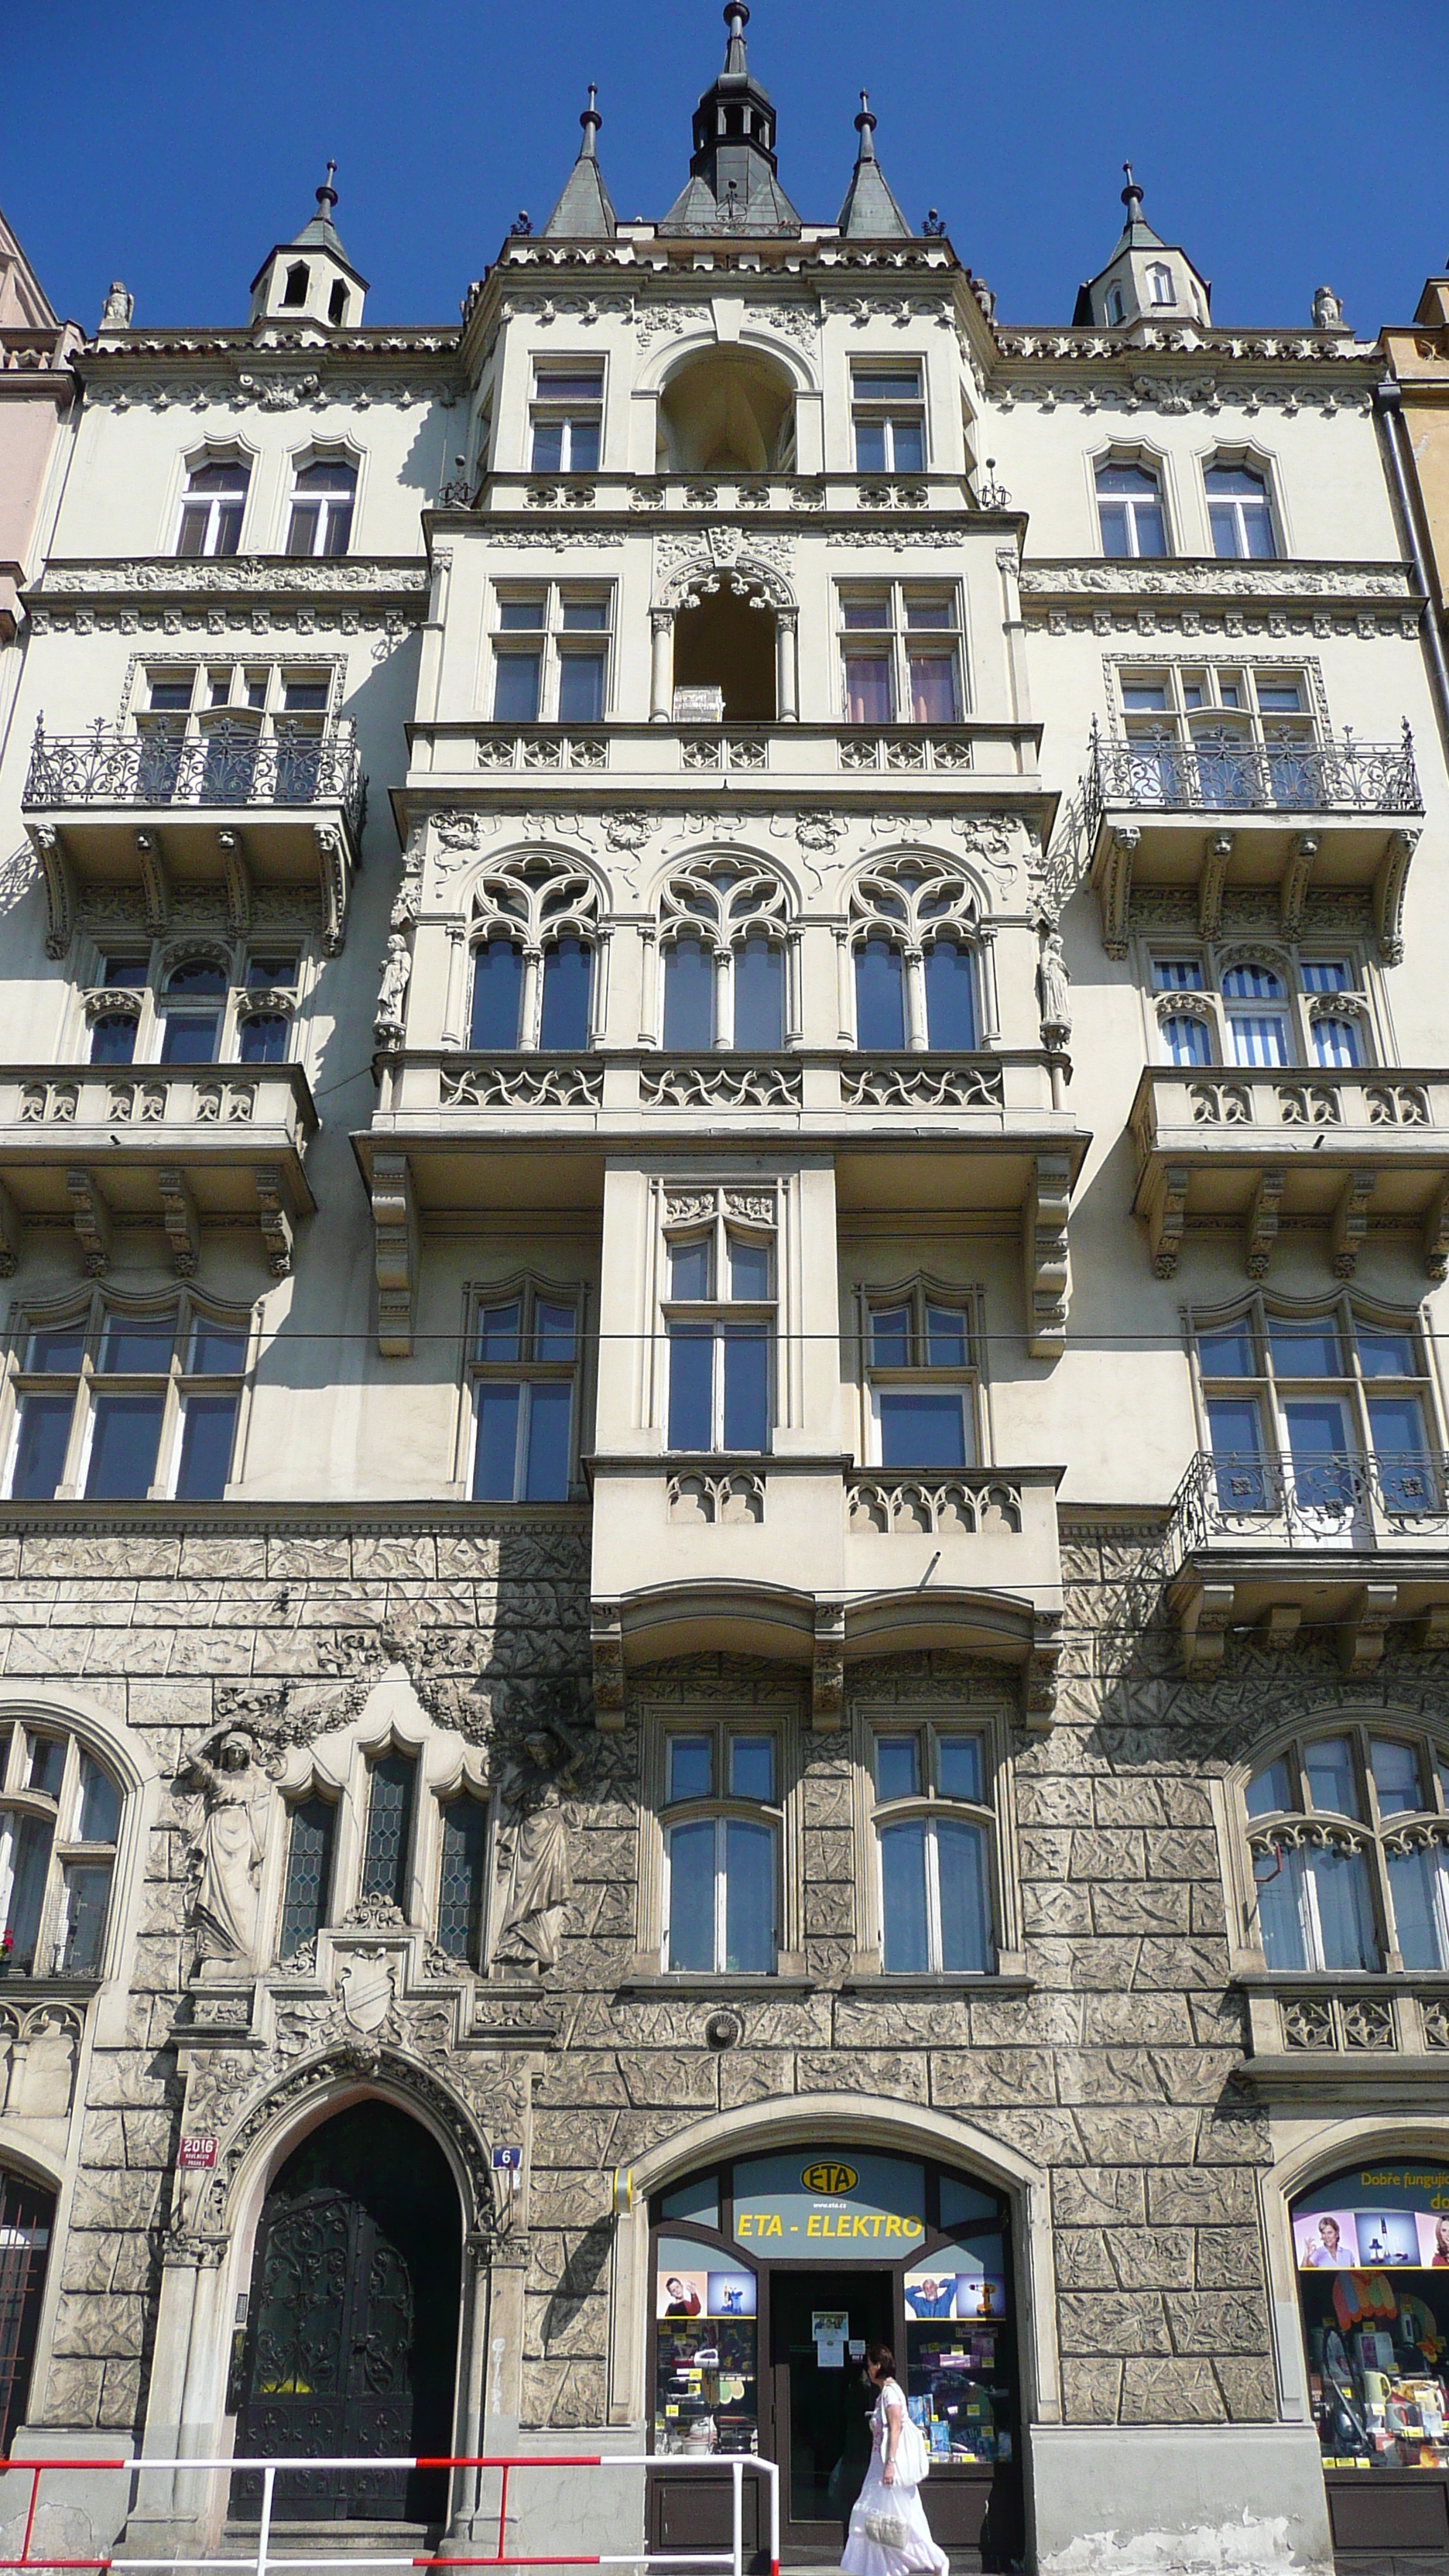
[232,2103,460,2524]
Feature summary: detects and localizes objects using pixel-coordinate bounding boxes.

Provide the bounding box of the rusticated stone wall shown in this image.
[9,1505,1448,2451]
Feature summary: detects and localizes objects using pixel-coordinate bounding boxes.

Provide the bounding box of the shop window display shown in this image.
[1293,2163,1449,2469]
[648,2150,1019,2563]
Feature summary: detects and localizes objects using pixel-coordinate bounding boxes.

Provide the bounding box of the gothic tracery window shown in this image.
[467,855,600,1051]
[848,855,982,1051]
[659,854,791,1051]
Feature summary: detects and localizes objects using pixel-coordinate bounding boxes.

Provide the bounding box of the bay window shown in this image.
[665,1218,773,1454]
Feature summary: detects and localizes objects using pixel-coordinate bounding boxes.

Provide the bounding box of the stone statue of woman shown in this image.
[496,1728,580,1974]
[179,1730,267,1962]
[1037,927,1073,1043]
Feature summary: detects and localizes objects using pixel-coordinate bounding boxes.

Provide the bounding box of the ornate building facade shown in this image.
[1,18,1448,2576]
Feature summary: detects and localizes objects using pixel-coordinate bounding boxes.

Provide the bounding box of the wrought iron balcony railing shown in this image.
[23,718,366,838]
[1086,719,1421,827]
[1166,1447,1449,1567]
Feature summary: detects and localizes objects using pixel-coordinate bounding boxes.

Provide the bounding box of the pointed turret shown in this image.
[837,93,911,241]
[0,205,60,331]
[543,89,618,240]
[248,166,369,330]
[1073,164,1211,329]
[661,4,800,235]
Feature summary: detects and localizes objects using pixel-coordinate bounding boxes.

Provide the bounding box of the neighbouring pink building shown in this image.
[0,205,80,642]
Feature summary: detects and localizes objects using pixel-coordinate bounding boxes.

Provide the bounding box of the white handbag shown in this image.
[894,2409,930,2487]
[862,2511,913,2549]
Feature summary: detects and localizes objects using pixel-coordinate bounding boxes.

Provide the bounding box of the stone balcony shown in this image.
[357,1049,1087,1358]
[438,468,985,519]
[0,1064,317,1279]
[403,716,1044,793]
[588,1458,1065,1729]
[22,720,367,957]
[1161,1447,1449,1673]
[1083,721,1423,961]
[1129,1064,1449,1280]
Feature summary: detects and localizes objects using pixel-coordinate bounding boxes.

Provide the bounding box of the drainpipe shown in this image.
[1375,379,1449,756]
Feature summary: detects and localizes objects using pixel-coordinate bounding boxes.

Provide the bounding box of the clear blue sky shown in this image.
[5,2,1446,337]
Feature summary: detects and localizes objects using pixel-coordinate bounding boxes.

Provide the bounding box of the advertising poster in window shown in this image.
[1292,2165,1449,2468]
[653,2237,758,2456]
[903,2237,1012,2463]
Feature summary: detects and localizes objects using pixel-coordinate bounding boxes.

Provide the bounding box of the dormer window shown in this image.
[176,457,250,560]
[286,459,356,560]
[1146,261,1175,307]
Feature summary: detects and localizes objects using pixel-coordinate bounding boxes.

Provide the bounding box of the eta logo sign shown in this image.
[803,2160,858,2194]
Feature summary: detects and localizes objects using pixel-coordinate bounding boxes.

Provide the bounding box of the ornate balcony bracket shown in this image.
[1023,1607,1062,1728]
[369,1149,417,1358]
[590,1600,625,1733]
[1024,1150,1073,1361]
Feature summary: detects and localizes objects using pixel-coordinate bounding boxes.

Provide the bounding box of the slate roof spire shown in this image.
[661,4,801,235]
[543,87,618,239]
[837,91,912,241]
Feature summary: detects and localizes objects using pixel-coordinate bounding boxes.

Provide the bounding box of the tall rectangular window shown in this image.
[838,583,964,722]
[865,1292,977,1471]
[851,366,925,474]
[661,1724,779,1975]
[437,1800,490,1966]
[664,1210,775,1454]
[490,584,611,724]
[529,364,603,473]
[361,1753,416,1913]
[6,1305,246,1506]
[279,1797,335,1959]
[872,1727,993,1975]
[470,1291,579,1502]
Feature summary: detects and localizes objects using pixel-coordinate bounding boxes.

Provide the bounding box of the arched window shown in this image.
[1220,961,1290,1067]
[1242,1723,1449,1973]
[661,1722,779,1973]
[468,856,599,1050]
[872,1722,995,1973]
[286,458,356,560]
[1206,461,1276,561]
[0,2171,56,2450]
[1096,460,1166,559]
[659,855,790,1050]
[279,1793,337,1960]
[1146,261,1175,307]
[176,456,250,560]
[283,262,309,307]
[159,956,228,1064]
[0,1720,122,1977]
[849,855,983,1051]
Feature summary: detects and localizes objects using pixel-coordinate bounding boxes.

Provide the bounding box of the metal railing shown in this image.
[1165,1447,1449,1569]
[0,2448,779,2576]
[22,721,365,839]
[1084,718,1421,826]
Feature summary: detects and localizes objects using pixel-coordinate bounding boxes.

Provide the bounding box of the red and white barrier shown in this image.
[0,2451,780,2576]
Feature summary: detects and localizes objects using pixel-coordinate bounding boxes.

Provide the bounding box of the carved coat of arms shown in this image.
[338,1952,396,2035]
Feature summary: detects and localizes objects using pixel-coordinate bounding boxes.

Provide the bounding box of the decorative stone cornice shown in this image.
[33,556,430,601]
[1019,558,1414,605]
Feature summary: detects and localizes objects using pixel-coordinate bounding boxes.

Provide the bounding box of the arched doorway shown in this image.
[232,2102,461,2526]
[0,2169,54,2448]
[647,2147,1023,2571]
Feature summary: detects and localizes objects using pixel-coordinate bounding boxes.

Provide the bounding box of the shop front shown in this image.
[646,2149,1022,2571]
[1292,2158,1449,2564]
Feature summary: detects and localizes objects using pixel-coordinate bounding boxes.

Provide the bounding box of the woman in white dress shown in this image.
[841,2343,947,2576]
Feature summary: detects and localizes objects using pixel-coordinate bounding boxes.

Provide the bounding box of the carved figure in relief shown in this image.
[1036,927,1072,1041]
[179,1731,268,1961]
[495,1725,582,1974]
[375,931,412,1038]
[9,2012,77,2119]
[1312,285,1345,331]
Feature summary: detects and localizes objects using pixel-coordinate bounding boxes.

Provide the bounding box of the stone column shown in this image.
[903,944,928,1051]
[442,922,469,1050]
[519,945,543,1050]
[649,611,675,724]
[775,608,800,721]
[712,944,731,1048]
